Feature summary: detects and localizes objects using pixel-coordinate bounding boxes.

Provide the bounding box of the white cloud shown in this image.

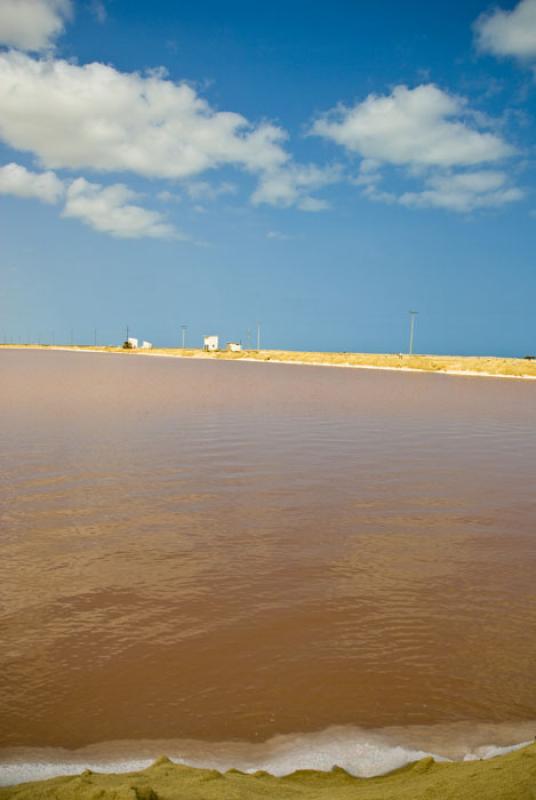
[0,162,64,203]
[0,52,341,212]
[252,163,339,210]
[297,196,330,212]
[0,52,289,182]
[0,164,185,238]
[475,0,536,60]
[0,0,71,51]
[62,178,180,239]
[157,190,182,203]
[312,85,522,215]
[399,171,524,212]
[0,162,184,239]
[184,180,237,201]
[312,84,513,168]
[361,184,398,205]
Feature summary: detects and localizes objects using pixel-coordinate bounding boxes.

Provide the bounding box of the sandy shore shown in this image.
[2,344,536,380]
[1,743,535,799]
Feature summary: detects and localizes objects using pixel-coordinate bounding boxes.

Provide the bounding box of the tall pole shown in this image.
[256,321,261,351]
[181,325,187,349]
[94,328,97,346]
[408,310,418,355]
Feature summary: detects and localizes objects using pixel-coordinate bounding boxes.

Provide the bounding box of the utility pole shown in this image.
[256,321,261,351]
[94,328,97,346]
[70,328,74,346]
[408,310,418,355]
[181,324,187,349]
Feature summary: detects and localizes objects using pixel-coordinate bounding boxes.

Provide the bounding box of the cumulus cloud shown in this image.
[0,163,182,238]
[399,171,524,212]
[312,84,521,214]
[0,0,71,51]
[0,52,289,182]
[63,178,180,239]
[252,163,339,210]
[0,162,64,203]
[475,0,536,61]
[0,51,340,211]
[312,84,513,167]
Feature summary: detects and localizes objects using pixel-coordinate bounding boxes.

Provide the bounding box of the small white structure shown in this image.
[140,340,153,349]
[127,337,139,349]
[227,342,242,352]
[203,335,219,352]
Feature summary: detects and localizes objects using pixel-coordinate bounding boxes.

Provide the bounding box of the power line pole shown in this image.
[408,310,418,355]
[181,324,187,349]
[94,328,97,346]
[256,321,261,351]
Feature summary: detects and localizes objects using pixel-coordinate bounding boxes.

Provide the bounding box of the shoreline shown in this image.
[1,742,535,799]
[2,721,536,787]
[2,344,536,381]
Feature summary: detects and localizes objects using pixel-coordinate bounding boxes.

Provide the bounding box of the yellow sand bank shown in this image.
[1,744,535,799]
[2,344,536,379]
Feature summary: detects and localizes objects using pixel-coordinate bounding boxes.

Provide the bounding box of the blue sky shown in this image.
[0,0,535,355]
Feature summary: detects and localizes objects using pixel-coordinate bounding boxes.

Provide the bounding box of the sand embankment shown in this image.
[1,744,535,799]
[2,344,536,380]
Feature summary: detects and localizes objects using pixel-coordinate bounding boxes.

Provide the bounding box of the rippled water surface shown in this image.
[1,350,535,750]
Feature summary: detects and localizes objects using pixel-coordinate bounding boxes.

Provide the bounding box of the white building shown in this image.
[227,342,242,352]
[127,337,139,349]
[140,341,153,349]
[203,335,219,352]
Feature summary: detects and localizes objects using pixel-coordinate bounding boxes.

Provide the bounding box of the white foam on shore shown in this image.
[0,722,534,787]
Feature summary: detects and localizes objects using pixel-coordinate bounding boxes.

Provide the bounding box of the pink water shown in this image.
[1,350,535,774]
